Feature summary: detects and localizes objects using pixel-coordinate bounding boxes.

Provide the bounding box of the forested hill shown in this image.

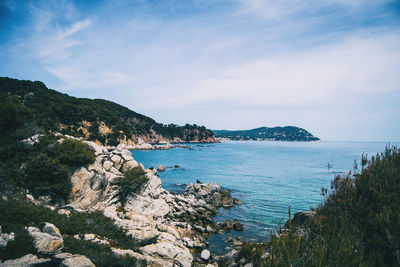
[0,77,217,145]
[213,126,319,141]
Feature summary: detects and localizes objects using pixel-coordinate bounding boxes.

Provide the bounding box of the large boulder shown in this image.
[140,241,193,267]
[0,254,51,266]
[53,253,95,267]
[27,224,63,255]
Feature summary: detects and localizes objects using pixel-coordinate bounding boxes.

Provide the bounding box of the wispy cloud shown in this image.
[0,0,399,141]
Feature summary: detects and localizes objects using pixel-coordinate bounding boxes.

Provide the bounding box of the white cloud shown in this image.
[58,19,91,39]
[142,32,400,110]
[2,0,399,140]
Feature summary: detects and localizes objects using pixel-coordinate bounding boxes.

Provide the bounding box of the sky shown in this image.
[1,0,400,141]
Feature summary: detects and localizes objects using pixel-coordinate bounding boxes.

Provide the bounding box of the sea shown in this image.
[131,140,398,254]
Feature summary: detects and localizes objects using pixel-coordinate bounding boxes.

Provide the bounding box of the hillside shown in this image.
[213,126,319,141]
[0,77,217,146]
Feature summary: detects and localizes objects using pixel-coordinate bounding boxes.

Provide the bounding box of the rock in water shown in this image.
[232,219,244,231]
[201,249,211,261]
[157,164,166,172]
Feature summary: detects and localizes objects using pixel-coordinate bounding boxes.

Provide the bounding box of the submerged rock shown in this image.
[232,219,244,231]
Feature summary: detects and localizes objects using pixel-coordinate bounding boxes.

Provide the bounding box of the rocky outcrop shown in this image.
[0,254,52,266]
[0,253,95,267]
[14,134,241,267]
[184,182,241,209]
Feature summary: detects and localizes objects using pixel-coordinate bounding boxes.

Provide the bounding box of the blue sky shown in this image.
[1,0,400,141]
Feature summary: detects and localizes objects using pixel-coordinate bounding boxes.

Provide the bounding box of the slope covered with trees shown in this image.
[213,126,319,141]
[0,77,216,146]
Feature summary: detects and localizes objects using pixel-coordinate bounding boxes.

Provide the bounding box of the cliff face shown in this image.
[0,77,218,145]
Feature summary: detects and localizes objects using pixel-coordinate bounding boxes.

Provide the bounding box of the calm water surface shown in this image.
[132,141,397,254]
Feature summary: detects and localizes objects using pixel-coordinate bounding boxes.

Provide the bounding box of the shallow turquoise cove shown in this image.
[131,141,398,254]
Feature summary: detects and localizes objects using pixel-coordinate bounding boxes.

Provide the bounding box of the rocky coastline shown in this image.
[1,135,242,267]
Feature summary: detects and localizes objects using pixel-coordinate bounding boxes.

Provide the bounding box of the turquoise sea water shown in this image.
[131,141,398,254]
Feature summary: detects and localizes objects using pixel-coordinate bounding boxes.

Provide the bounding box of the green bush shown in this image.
[116,167,148,205]
[55,138,95,166]
[14,134,95,201]
[23,153,71,200]
[63,237,139,267]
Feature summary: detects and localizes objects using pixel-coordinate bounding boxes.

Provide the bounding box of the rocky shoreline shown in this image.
[1,136,242,267]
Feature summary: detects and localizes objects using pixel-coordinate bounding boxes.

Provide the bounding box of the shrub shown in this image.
[63,237,139,267]
[116,167,148,205]
[55,138,95,166]
[16,134,95,201]
[23,153,71,200]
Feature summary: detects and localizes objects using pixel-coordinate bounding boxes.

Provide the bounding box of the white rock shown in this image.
[53,253,95,267]
[111,155,123,169]
[201,249,211,261]
[121,149,134,161]
[57,209,71,217]
[103,160,113,171]
[1,254,51,266]
[140,241,193,267]
[84,141,107,155]
[122,160,139,172]
[27,226,63,255]
[42,223,62,239]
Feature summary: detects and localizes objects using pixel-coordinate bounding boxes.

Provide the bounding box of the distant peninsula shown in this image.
[213,126,320,141]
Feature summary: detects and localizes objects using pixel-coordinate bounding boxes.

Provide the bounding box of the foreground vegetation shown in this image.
[236,146,400,266]
[0,199,139,266]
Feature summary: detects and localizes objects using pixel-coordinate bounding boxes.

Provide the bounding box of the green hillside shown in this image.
[213,126,319,141]
[0,77,216,145]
